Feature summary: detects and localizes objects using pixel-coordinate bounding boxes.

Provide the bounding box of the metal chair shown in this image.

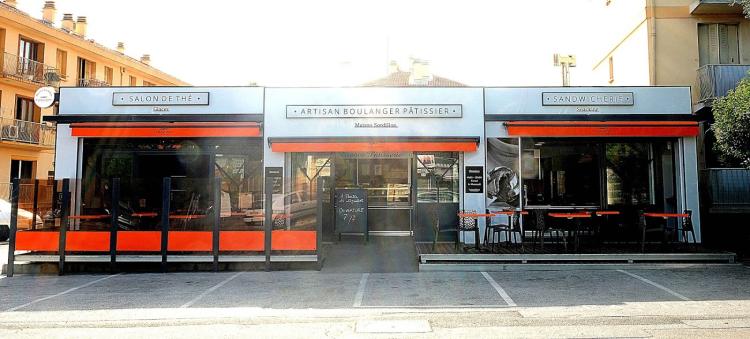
[679,209,697,246]
[529,209,566,251]
[458,210,480,251]
[484,209,508,251]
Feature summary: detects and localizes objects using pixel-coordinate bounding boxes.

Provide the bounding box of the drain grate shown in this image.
[355,320,432,333]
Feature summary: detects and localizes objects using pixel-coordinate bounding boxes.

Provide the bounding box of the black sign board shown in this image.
[465,166,484,193]
[265,167,284,194]
[334,188,368,241]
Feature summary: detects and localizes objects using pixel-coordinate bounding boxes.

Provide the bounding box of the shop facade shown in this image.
[5,85,706,273]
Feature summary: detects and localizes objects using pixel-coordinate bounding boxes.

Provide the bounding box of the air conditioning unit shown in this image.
[6,125,18,139]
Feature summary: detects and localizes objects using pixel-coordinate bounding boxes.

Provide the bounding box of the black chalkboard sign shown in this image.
[465,166,484,193]
[334,188,368,242]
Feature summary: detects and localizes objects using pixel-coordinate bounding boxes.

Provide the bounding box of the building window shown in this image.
[15,96,39,122]
[10,160,35,181]
[104,66,113,85]
[129,75,137,86]
[143,80,154,87]
[56,49,67,79]
[19,37,42,62]
[608,56,614,84]
[77,57,96,84]
[698,23,739,66]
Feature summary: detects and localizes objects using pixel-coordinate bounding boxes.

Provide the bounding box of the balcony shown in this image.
[696,64,750,105]
[690,0,744,15]
[1,52,61,87]
[78,78,110,87]
[0,117,56,147]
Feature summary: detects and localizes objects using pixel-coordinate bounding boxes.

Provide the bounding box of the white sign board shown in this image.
[542,92,634,106]
[286,104,462,118]
[34,86,56,108]
[112,92,210,106]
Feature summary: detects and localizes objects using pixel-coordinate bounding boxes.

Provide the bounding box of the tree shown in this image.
[735,0,750,17]
[712,76,750,168]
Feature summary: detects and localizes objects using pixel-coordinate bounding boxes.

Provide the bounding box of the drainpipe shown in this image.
[647,0,657,85]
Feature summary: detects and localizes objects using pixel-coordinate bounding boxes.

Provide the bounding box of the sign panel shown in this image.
[334,188,368,238]
[265,167,284,195]
[465,166,484,194]
[542,92,634,106]
[34,86,56,108]
[113,92,210,106]
[286,104,462,118]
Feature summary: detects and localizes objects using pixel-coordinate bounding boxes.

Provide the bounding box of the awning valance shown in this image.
[269,137,479,153]
[505,121,699,137]
[70,122,262,138]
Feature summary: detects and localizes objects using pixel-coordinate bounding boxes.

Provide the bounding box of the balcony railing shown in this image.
[696,64,750,104]
[78,78,110,87]
[703,168,750,212]
[0,117,56,147]
[1,52,60,87]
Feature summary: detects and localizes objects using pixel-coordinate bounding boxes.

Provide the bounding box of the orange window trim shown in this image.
[219,231,264,251]
[66,231,110,252]
[71,122,261,138]
[271,230,317,251]
[506,121,699,137]
[16,231,59,251]
[168,231,213,252]
[117,231,162,252]
[271,142,477,153]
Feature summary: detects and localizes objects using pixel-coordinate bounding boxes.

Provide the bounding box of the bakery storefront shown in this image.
[4,86,708,274]
[483,87,702,249]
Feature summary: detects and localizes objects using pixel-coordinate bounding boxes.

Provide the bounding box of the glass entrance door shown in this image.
[332,155,413,236]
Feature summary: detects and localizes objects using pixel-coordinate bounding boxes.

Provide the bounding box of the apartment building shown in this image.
[592,0,750,252]
[0,0,187,184]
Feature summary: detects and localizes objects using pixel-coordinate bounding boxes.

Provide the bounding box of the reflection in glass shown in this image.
[416,152,459,203]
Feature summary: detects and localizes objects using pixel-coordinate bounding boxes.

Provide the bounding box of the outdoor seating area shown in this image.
[440,208,699,255]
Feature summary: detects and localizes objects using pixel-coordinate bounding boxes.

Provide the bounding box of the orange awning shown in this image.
[70,122,261,138]
[505,121,699,137]
[269,137,479,152]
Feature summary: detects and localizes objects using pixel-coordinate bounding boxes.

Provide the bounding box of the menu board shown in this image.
[334,188,368,239]
[465,166,484,193]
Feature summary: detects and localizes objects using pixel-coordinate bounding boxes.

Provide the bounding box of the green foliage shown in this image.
[735,0,750,17]
[712,75,750,168]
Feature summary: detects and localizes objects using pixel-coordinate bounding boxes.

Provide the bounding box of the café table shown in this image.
[641,212,690,251]
[548,212,592,252]
[457,212,490,252]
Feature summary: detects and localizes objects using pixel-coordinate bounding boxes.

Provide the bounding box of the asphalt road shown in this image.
[1,264,750,338]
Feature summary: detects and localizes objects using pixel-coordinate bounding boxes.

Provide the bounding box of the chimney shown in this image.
[388,60,400,74]
[42,1,56,23]
[408,58,432,86]
[61,13,74,31]
[116,42,125,54]
[74,16,87,37]
[140,54,151,65]
[5,0,17,8]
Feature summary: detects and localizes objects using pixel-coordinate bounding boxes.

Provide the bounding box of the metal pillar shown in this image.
[6,178,20,277]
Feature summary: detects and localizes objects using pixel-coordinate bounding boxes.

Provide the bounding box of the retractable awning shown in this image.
[505,121,699,137]
[269,137,479,152]
[70,122,261,138]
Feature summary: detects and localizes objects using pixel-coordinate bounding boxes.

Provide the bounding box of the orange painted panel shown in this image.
[15,232,59,251]
[70,122,261,138]
[116,231,161,252]
[271,142,477,153]
[66,232,110,252]
[505,121,699,137]
[167,231,212,251]
[271,230,317,251]
[219,231,264,251]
